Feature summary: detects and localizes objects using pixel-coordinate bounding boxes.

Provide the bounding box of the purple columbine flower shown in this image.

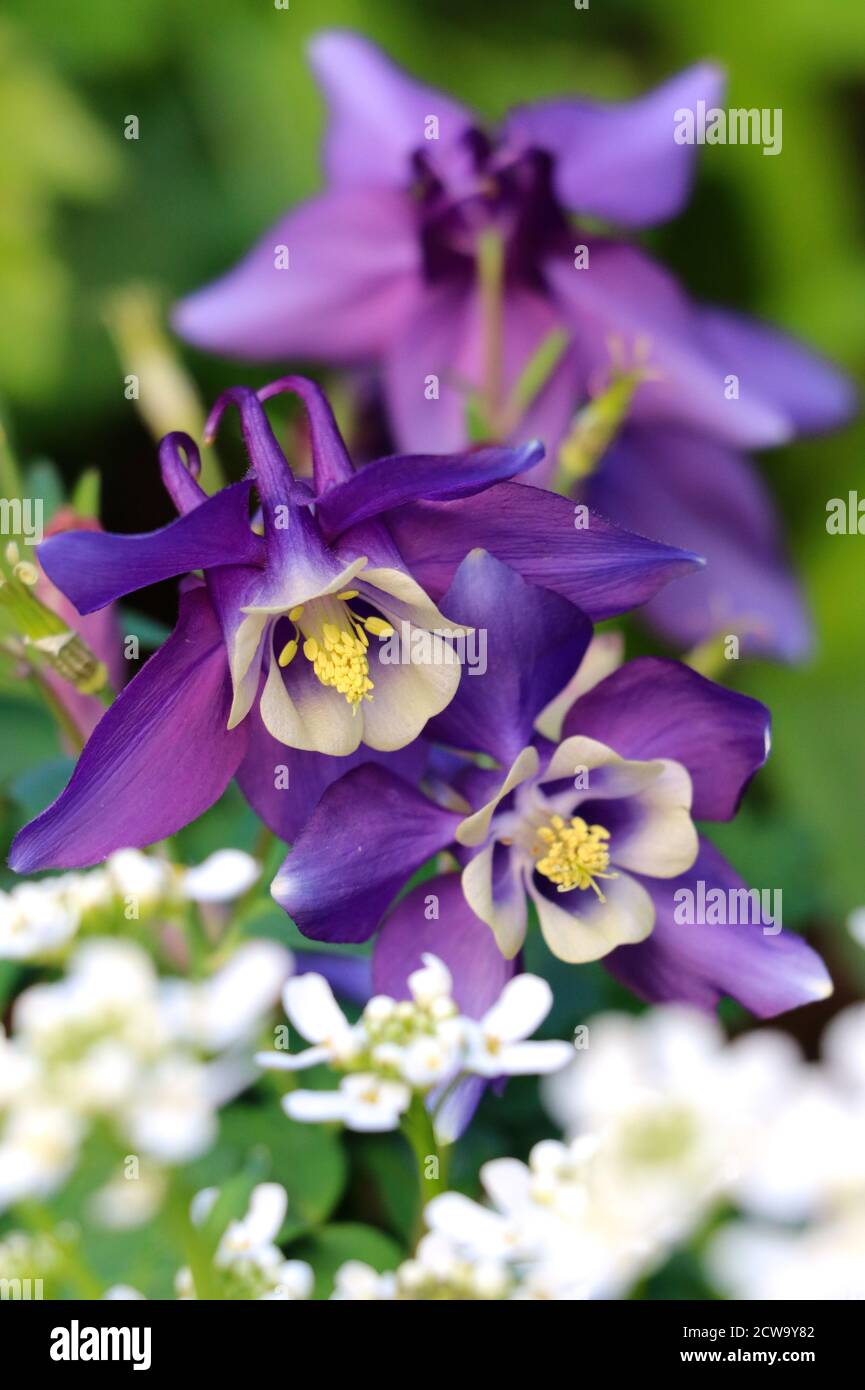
[9,379,698,872]
[172,31,854,664]
[174,31,853,457]
[274,551,831,1019]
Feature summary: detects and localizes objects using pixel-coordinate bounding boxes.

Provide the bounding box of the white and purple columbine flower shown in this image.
[10,376,697,872]
[274,551,831,1019]
[173,31,855,663]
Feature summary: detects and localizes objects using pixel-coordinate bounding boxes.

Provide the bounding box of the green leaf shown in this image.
[291,1223,403,1299]
[0,698,63,783]
[70,467,101,518]
[185,1103,347,1236]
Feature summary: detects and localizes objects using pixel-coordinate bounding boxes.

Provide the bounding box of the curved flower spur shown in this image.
[275,552,831,1019]
[9,377,699,872]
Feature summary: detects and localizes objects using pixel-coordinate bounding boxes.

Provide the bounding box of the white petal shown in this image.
[281,974,348,1045]
[260,640,361,755]
[254,1046,329,1072]
[190,1186,218,1227]
[455,746,539,847]
[528,871,655,964]
[360,566,470,635]
[226,610,269,729]
[480,1157,533,1215]
[243,1183,288,1246]
[424,1192,518,1260]
[461,845,527,959]
[361,628,461,751]
[274,1260,314,1300]
[282,1089,349,1124]
[407,953,452,1005]
[611,759,698,878]
[181,850,261,902]
[534,632,625,741]
[481,974,552,1043]
[496,1040,575,1075]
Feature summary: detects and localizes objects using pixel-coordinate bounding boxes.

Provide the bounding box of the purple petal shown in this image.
[37,482,262,616]
[173,188,420,362]
[309,30,474,187]
[427,550,591,765]
[696,307,856,437]
[205,388,350,610]
[606,839,832,1018]
[384,280,564,453]
[562,656,770,822]
[294,952,371,1005]
[10,589,246,871]
[159,432,208,515]
[257,375,355,492]
[546,244,855,449]
[373,873,517,1017]
[505,63,725,227]
[271,765,461,943]
[585,425,812,662]
[544,245,793,449]
[385,481,703,621]
[316,441,544,539]
[236,699,428,843]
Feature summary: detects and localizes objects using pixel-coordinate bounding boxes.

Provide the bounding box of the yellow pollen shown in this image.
[288,605,304,622]
[533,814,618,901]
[278,638,298,668]
[337,589,359,601]
[290,596,376,713]
[364,616,394,637]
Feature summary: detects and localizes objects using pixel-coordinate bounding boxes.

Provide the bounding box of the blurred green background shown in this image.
[0,0,863,1005]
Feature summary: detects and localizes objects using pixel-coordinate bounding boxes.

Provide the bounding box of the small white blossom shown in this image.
[257,959,572,1136]
[180,850,260,903]
[463,975,574,1077]
[0,882,79,960]
[284,1074,411,1132]
[182,1182,313,1300]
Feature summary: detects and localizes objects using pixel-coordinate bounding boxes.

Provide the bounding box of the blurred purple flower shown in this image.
[173,31,854,663]
[275,552,831,1019]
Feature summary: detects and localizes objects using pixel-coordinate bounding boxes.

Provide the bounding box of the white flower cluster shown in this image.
[256,954,574,1134]
[0,849,260,960]
[0,936,290,1212]
[380,1003,865,1301]
[175,1183,314,1302]
[708,1002,865,1300]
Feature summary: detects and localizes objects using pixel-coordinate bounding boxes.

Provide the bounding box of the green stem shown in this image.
[477,230,505,435]
[400,1093,449,1247]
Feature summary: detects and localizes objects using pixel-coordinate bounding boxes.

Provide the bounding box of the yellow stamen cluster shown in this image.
[277,593,394,713]
[533,814,618,901]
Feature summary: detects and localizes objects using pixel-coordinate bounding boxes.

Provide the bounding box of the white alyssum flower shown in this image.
[159,940,292,1051]
[425,1137,647,1300]
[256,955,572,1135]
[180,849,260,903]
[0,1105,84,1210]
[88,1166,167,1230]
[105,849,173,908]
[543,1005,800,1249]
[0,851,260,965]
[733,1003,865,1222]
[178,1183,313,1301]
[0,936,289,1210]
[0,881,80,960]
[708,1207,865,1301]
